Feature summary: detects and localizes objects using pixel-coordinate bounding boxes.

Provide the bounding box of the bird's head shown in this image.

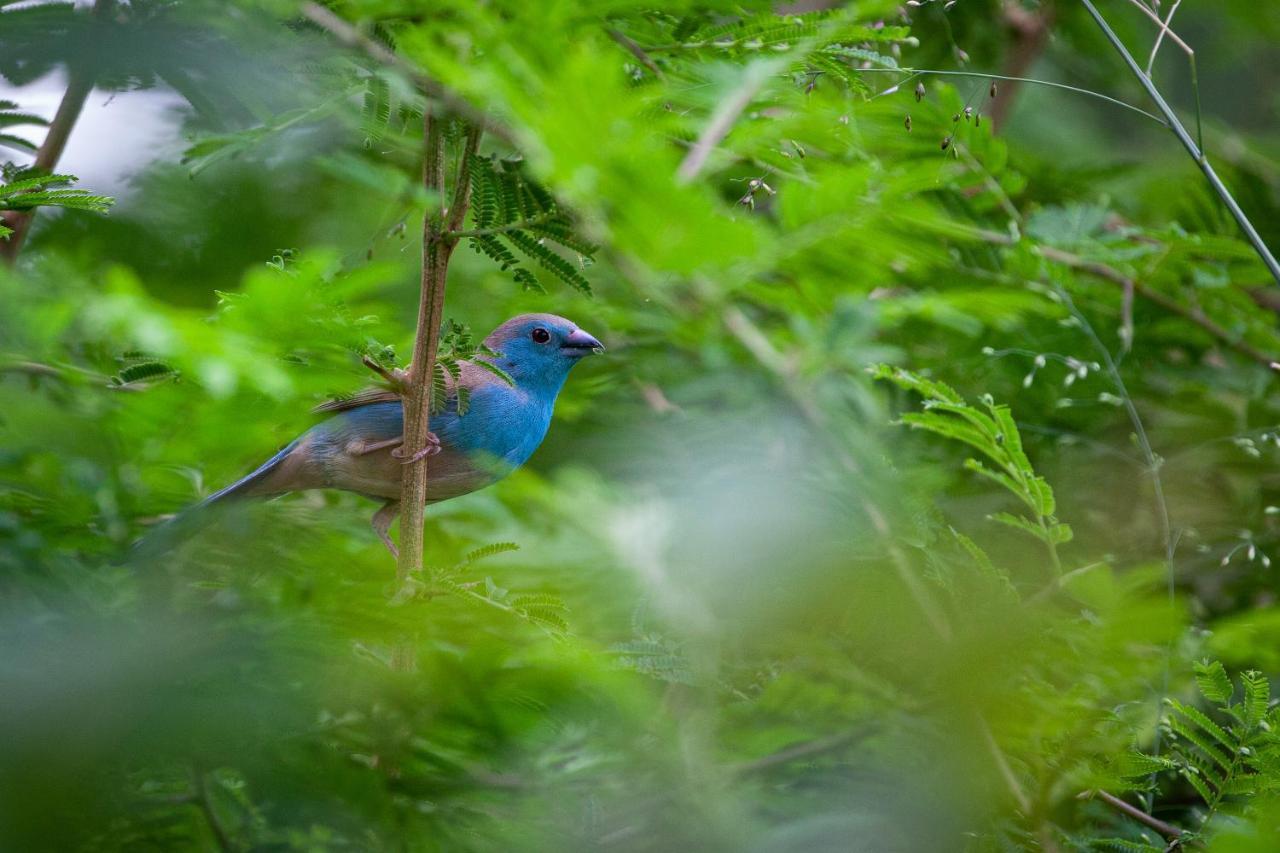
[483,313,604,392]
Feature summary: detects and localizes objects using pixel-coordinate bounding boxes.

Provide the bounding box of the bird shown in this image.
[186,313,603,556]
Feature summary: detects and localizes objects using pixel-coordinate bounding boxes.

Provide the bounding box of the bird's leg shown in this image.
[391,431,441,465]
[346,437,404,456]
[371,500,400,558]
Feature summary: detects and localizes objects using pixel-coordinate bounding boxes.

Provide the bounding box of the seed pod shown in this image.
[952,113,960,123]
[915,82,925,102]
[904,115,912,132]
[963,107,972,122]
[989,81,998,98]
[940,136,951,151]
[974,113,981,127]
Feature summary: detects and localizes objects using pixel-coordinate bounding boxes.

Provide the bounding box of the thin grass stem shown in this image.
[1080,0,1280,286]
[855,67,1168,125]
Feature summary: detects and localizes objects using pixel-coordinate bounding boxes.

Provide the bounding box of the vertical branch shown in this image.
[395,115,480,586]
[0,0,114,263]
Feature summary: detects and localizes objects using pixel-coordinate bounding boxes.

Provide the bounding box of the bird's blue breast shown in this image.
[447,382,554,469]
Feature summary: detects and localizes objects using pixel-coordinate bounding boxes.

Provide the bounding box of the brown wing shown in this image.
[311,387,401,414]
[312,365,475,415]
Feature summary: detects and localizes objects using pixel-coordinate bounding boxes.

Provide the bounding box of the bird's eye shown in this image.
[531,327,551,344]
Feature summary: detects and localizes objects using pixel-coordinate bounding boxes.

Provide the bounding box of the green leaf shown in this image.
[1195,660,1234,705]
[1240,670,1271,728]
[988,512,1069,546]
[868,364,964,404]
[1113,751,1176,777]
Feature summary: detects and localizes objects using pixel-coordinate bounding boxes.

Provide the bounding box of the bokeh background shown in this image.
[3,1,1280,850]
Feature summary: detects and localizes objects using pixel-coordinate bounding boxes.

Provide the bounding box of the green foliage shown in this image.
[0,99,46,154]
[1109,664,1280,841]
[872,364,1071,565]
[463,154,595,294]
[3,0,1280,850]
[0,169,112,238]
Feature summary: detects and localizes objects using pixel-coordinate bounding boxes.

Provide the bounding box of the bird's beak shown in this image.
[561,328,605,356]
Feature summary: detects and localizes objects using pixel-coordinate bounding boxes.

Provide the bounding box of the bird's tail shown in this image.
[130,440,299,562]
[191,439,299,510]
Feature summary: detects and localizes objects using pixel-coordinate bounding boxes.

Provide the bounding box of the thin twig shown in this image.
[727,725,878,776]
[971,229,1280,368]
[606,27,664,79]
[1036,245,1278,368]
[1145,0,1185,75]
[808,67,1168,126]
[360,354,407,392]
[1081,0,1280,286]
[1119,0,1195,57]
[1083,789,1185,841]
[1053,282,1179,811]
[299,2,514,145]
[979,717,1031,814]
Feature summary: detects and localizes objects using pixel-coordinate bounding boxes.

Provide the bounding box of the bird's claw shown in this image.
[391,432,441,465]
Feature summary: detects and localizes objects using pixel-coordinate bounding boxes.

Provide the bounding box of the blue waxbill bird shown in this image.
[191,314,603,555]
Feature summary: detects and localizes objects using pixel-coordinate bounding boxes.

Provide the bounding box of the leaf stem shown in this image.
[1052,281,1178,810]
[446,211,556,239]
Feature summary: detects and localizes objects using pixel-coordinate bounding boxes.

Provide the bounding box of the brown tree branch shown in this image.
[0,0,114,264]
[606,27,664,80]
[395,115,480,590]
[1081,789,1186,842]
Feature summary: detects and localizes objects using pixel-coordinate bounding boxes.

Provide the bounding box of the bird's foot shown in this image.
[391,432,441,465]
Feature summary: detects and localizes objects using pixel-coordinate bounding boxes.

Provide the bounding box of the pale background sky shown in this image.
[2,69,187,196]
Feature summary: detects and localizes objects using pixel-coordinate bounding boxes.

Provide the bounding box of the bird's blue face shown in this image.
[485,313,604,394]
